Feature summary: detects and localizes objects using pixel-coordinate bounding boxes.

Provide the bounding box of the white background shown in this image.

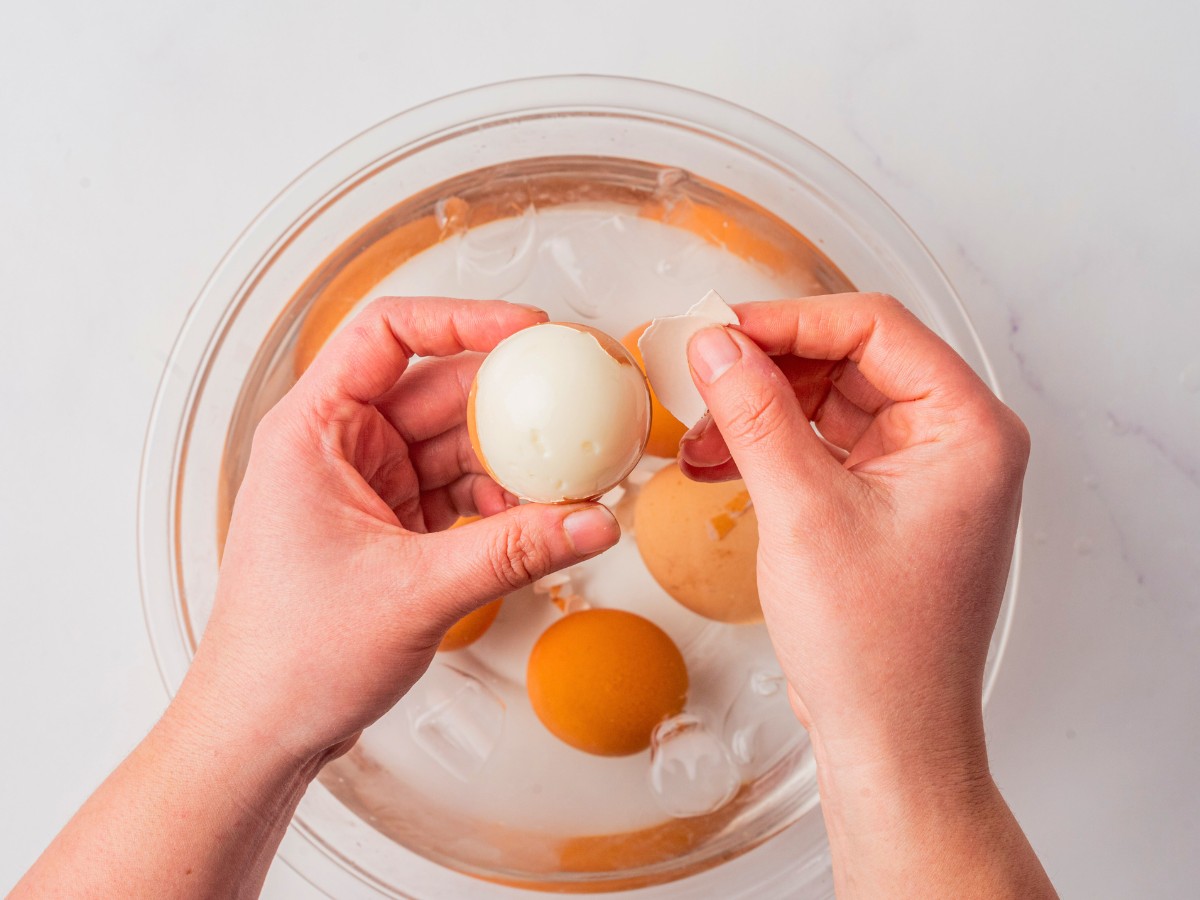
[2,1,1197,897]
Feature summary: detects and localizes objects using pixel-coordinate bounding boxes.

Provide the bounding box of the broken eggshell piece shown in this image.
[468,323,651,504]
[638,290,740,428]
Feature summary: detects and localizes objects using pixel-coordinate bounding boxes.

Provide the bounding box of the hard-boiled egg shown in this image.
[526,608,688,756]
[468,323,651,503]
[634,463,763,624]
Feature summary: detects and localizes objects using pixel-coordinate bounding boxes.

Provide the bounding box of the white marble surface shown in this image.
[1,1,1197,896]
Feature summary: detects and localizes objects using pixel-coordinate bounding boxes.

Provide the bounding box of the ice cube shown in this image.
[723,668,803,774]
[407,664,505,781]
[648,713,740,818]
[455,197,538,296]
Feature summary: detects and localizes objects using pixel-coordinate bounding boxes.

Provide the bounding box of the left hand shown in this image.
[178,297,622,766]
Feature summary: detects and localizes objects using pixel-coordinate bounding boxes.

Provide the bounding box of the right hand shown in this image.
[680,292,1029,792]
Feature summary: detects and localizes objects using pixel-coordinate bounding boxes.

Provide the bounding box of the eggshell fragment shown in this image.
[638,290,739,428]
[468,323,651,503]
[620,323,689,458]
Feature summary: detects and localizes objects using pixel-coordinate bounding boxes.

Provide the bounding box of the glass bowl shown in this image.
[138,75,1017,899]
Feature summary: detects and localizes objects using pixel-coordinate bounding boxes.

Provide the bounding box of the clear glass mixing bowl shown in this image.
[138,76,1017,899]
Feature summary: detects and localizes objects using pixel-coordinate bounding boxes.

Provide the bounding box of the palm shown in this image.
[312,353,512,535]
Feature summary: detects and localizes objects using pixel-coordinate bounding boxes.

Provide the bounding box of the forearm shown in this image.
[12,681,319,899]
[813,732,1057,898]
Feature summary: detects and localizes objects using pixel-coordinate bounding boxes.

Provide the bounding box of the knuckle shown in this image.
[348,308,392,351]
[251,401,297,453]
[966,399,1032,474]
[488,525,550,591]
[723,385,791,448]
[258,390,346,461]
[349,299,410,353]
[361,295,398,319]
[863,292,905,314]
[252,404,283,443]
[1004,408,1032,464]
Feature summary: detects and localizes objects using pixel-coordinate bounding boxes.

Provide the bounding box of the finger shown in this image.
[765,355,883,457]
[678,414,732,470]
[823,360,891,415]
[300,296,547,406]
[734,294,988,407]
[346,411,423,520]
[687,326,844,510]
[810,386,876,451]
[772,355,892,420]
[773,355,891,432]
[373,353,484,445]
[419,473,515,532]
[679,456,742,483]
[679,432,846,483]
[408,424,483,491]
[419,503,620,623]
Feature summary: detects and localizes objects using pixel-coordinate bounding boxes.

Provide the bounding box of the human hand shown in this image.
[680,293,1049,896]
[14,299,628,900]
[178,297,622,766]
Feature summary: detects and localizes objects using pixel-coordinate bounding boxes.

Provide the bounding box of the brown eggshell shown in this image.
[633,464,762,624]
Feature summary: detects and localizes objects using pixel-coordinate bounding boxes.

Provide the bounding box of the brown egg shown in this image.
[438,598,504,652]
[621,322,689,458]
[438,517,504,652]
[633,464,762,624]
[527,609,688,756]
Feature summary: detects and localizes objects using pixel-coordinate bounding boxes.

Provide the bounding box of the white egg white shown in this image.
[471,323,651,503]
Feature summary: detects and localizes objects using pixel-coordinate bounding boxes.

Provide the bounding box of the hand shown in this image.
[13,296,624,900]
[181,296,621,765]
[680,293,1052,897]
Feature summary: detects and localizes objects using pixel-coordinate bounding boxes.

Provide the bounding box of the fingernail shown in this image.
[563,506,620,557]
[514,303,549,319]
[690,327,741,384]
[680,412,713,447]
[678,414,732,468]
[679,441,732,469]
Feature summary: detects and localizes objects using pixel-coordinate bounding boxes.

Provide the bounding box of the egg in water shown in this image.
[634,463,763,624]
[526,609,688,756]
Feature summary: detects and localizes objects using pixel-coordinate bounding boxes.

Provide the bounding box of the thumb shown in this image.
[421,502,620,622]
[687,326,843,509]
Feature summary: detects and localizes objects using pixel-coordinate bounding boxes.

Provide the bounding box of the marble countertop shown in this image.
[2,1,1196,896]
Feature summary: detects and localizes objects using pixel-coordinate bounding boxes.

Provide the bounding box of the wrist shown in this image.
[808,721,1057,898]
[811,711,995,822]
[161,659,328,791]
[810,723,1006,894]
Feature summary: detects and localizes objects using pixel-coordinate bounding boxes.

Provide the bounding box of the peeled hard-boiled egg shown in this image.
[634,463,763,624]
[638,289,740,428]
[468,323,651,503]
[526,608,688,756]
